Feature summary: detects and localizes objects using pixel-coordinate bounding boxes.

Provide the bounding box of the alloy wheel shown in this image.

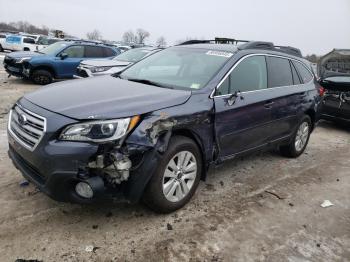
[295,121,309,152]
[162,150,197,202]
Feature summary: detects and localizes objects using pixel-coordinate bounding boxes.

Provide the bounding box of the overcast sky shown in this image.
[1,0,349,55]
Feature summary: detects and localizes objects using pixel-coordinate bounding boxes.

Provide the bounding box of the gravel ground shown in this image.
[0,55,349,262]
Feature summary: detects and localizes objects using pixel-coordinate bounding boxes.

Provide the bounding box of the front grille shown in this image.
[9,105,46,151]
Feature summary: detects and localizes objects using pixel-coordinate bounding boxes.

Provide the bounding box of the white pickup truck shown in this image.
[0,33,7,52]
[2,35,37,52]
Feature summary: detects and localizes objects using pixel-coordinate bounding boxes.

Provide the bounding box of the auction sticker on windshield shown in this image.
[206,50,233,58]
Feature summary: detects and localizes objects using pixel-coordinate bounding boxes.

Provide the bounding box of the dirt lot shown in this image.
[0,54,349,262]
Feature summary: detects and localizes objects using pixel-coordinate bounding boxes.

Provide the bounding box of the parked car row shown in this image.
[4,40,121,84]
[0,32,61,52]
[75,46,163,78]
[6,38,325,213]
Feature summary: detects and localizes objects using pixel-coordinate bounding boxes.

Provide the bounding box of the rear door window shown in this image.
[266,56,293,88]
[104,47,116,57]
[292,61,313,83]
[290,61,301,85]
[217,55,267,95]
[85,46,106,57]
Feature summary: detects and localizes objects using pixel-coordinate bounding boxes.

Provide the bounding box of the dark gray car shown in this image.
[318,49,350,124]
[75,47,162,78]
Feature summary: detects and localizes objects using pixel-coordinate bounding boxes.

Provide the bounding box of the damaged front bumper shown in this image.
[7,100,163,204]
[8,133,159,204]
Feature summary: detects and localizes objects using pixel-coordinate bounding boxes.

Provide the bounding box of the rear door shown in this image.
[264,56,300,141]
[214,55,273,159]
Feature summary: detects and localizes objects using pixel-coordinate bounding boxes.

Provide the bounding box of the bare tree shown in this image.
[136,28,150,44]
[122,30,137,44]
[0,21,49,35]
[86,29,102,41]
[156,36,167,47]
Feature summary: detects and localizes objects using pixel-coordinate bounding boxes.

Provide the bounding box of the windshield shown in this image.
[114,48,152,62]
[39,41,68,55]
[119,47,232,90]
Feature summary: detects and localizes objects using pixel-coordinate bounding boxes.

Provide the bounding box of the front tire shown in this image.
[31,69,53,85]
[143,136,202,213]
[280,115,311,158]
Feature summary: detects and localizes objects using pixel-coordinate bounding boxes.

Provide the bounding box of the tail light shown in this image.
[318,86,325,97]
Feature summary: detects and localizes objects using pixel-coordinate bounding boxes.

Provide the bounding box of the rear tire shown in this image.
[0,44,3,52]
[143,136,202,213]
[31,69,53,85]
[280,115,311,158]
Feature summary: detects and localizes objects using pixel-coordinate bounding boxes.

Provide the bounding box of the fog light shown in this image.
[75,182,94,199]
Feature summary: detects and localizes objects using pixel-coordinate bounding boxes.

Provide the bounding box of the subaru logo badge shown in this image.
[18,114,27,125]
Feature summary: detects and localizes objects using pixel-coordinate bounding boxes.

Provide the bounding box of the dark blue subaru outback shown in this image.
[7,38,323,213]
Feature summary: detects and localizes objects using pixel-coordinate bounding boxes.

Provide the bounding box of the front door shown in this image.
[55,45,85,78]
[214,55,274,159]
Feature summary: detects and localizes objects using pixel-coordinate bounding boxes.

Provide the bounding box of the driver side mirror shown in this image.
[59,52,68,60]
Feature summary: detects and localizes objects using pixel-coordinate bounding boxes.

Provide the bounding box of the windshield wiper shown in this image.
[125,78,173,89]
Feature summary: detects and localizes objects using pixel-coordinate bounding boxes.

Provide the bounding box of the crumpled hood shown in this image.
[6,51,41,59]
[80,59,131,67]
[318,49,350,79]
[23,75,191,120]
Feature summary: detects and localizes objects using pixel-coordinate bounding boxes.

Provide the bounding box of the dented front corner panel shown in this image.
[125,93,215,162]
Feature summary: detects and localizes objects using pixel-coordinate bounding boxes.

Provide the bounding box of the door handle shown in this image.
[264,101,274,109]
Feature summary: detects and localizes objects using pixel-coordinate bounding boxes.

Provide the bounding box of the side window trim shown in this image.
[213,54,266,97]
[211,54,314,98]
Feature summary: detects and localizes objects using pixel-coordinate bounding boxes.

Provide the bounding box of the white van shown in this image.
[2,35,37,52]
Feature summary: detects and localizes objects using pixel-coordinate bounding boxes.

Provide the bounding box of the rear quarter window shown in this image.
[266,56,293,88]
[292,61,313,83]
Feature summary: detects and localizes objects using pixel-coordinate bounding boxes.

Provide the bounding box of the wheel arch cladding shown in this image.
[305,109,316,130]
[32,65,56,78]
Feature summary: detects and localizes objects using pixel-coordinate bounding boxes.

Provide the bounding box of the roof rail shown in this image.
[178,37,249,46]
[177,37,303,57]
[63,39,117,47]
[274,46,302,58]
[238,41,302,57]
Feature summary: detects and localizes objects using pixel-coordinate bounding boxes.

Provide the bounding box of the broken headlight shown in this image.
[90,66,113,73]
[16,57,31,63]
[60,116,140,142]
